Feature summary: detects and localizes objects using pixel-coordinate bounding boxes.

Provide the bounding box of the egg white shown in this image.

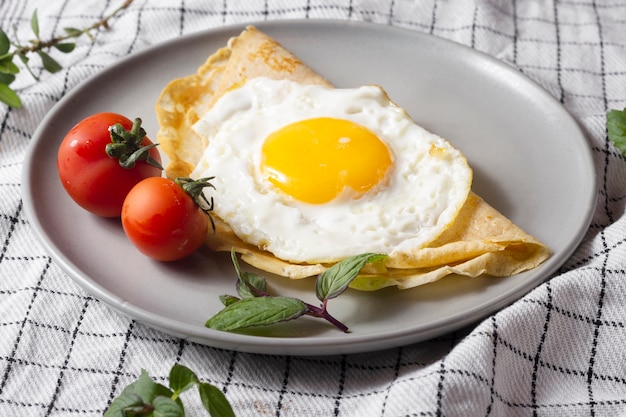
[191,77,472,263]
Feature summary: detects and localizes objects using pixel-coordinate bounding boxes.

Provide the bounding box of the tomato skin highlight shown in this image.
[122,177,209,261]
[57,112,162,217]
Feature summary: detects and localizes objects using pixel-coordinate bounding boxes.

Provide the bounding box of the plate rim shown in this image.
[21,18,598,355]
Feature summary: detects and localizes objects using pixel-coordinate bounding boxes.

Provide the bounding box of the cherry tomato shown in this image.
[57,112,162,217]
[121,177,211,261]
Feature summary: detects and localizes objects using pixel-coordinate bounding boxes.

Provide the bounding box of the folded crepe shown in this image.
[155,26,551,290]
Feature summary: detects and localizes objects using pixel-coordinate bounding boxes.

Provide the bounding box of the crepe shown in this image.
[156,26,331,180]
[155,26,551,290]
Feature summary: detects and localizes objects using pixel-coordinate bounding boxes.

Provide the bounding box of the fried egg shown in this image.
[190,77,472,263]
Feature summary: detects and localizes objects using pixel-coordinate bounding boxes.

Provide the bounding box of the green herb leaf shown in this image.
[316,253,386,301]
[152,395,184,417]
[219,294,241,307]
[126,369,175,404]
[0,82,21,108]
[63,27,83,37]
[37,50,62,73]
[169,364,199,396]
[54,42,76,53]
[231,249,266,298]
[0,73,15,85]
[0,29,10,55]
[31,10,40,38]
[18,53,39,82]
[206,296,308,331]
[105,365,237,417]
[17,52,28,64]
[0,58,19,74]
[236,272,267,298]
[198,383,237,417]
[607,108,626,157]
[103,392,147,417]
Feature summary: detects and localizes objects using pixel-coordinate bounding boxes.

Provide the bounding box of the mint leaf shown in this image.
[316,253,386,301]
[236,271,266,298]
[206,296,307,331]
[199,383,236,417]
[152,395,184,417]
[169,364,199,396]
[231,249,266,297]
[104,392,147,417]
[607,108,626,156]
[105,365,236,417]
[122,369,175,405]
[219,294,240,307]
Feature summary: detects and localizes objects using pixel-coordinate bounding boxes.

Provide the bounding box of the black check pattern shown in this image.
[2,0,626,415]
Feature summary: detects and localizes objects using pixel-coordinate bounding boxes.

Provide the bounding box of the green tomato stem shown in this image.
[175,177,216,232]
[105,117,163,170]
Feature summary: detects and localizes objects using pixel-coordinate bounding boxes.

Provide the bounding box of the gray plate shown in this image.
[22,20,596,356]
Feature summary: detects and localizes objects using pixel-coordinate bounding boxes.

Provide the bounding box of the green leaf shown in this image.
[124,369,175,404]
[607,108,626,157]
[17,53,39,81]
[37,50,62,73]
[316,253,386,301]
[206,296,308,331]
[230,249,266,298]
[54,42,76,53]
[0,58,19,74]
[199,383,236,417]
[63,27,83,37]
[236,272,267,298]
[0,29,10,55]
[169,364,199,396]
[219,294,241,307]
[31,10,40,38]
[0,82,21,108]
[152,395,184,417]
[0,72,15,85]
[103,392,147,417]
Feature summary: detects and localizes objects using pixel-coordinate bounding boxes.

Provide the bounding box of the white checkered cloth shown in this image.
[1,0,625,416]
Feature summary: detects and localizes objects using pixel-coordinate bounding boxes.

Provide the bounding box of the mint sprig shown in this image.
[104,364,235,417]
[206,250,386,333]
[316,253,386,300]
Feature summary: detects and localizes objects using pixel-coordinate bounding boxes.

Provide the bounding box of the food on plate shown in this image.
[155,26,551,289]
[121,176,215,261]
[190,77,472,264]
[57,112,162,217]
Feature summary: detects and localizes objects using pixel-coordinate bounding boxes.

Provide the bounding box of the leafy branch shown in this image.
[0,0,134,108]
[104,364,236,417]
[206,250,386,333]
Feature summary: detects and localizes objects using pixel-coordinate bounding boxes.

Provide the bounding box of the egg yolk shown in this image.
[261,117,393,204]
